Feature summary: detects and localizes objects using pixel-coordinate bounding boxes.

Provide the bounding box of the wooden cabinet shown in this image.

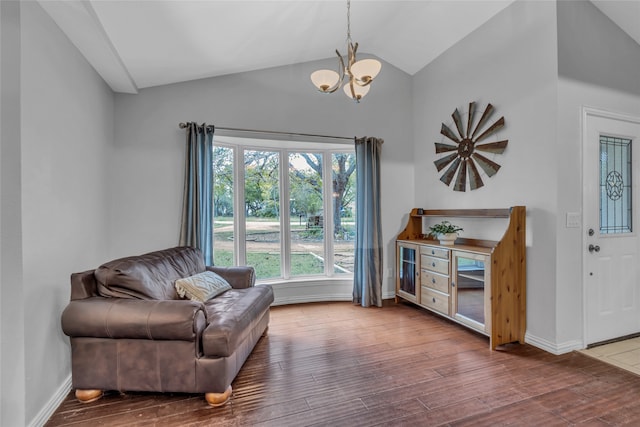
[395,207,526,350]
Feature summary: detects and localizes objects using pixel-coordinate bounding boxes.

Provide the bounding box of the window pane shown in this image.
[245,150,281,279]
[289,152,324,276]
[332,153,356,274]
[599,135,632,234]
[213,145,234,266]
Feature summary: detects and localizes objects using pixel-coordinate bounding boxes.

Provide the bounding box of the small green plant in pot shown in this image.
[428,220,463,246]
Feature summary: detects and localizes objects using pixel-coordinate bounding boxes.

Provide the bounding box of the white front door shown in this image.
[583,108,640,346]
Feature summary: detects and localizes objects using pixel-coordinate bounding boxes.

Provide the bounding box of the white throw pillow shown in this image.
[175,271,232,302]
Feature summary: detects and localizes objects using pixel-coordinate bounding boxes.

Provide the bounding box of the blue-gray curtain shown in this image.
[179,122,214,266]
[353,136,384,307]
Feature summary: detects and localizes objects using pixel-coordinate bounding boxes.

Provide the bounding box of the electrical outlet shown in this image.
[387,268,394,278]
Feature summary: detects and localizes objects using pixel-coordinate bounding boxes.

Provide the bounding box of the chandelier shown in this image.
[310,0,382,102]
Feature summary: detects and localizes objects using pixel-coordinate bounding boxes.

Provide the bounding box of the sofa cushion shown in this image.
[175,271,231,302]
[95,247,206,300]
[202,285,274,357]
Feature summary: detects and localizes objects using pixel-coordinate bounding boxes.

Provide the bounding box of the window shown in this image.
[600,135,632,234]
[212,135,356,282]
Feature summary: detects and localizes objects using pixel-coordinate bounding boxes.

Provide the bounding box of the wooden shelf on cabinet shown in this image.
[395,206,526,350]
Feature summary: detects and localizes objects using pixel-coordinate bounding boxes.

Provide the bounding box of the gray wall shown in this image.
[411,1,559,347]
[1,2,26,426]
[557,0,640,96]
[111,58,415,299]
[0,2,114,425]
[555,0,640,348]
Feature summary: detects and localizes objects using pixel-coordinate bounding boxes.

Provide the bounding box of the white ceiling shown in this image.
[38,0,640,94]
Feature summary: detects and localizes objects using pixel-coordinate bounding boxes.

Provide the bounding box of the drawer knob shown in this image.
[432,262,436,267]
[432,278,436,284]
[431,250,435,255]
[432,297,436,303]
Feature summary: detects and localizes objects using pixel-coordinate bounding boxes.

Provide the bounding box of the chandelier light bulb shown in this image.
[350,59,382,85]
[310,69,341,93]
[343,81,370,101]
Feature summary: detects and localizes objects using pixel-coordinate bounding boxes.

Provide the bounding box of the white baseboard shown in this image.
[525,332,583,355]
[272,294,352,306]
[272,291,397,306]
[29,374,71,427]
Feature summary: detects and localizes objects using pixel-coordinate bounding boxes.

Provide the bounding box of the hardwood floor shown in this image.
[46,301,640,426]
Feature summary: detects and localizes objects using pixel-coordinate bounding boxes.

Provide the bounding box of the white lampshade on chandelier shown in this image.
[310,0,381,102]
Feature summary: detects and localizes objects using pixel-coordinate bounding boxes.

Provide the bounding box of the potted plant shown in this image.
[428,220,463,246]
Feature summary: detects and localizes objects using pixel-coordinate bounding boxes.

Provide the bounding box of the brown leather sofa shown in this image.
[61,246,273,406]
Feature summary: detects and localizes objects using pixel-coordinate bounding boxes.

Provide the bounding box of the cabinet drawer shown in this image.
[421,270,449,294]
[421,255,449,275]
[421,287,449,315]
[420,246,449,259]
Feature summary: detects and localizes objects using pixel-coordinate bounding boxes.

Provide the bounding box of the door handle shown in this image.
[588,244,600,253]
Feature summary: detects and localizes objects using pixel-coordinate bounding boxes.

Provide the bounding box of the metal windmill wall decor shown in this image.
[434,102,508,191]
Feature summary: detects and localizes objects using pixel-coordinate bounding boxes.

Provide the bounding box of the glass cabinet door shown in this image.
[452,251,489,332]
[397,242,419,302]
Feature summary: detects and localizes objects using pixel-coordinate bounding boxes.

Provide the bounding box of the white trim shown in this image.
[272,294,353,306]
[525,333,583,355]
[581,106,640,349]
[233,145,245,266]
[28,374,71,427]
[582,106,640,125]
[323,154,335,277]
[272,291,397,306]
[279,150,291,279]
[268,278,352,305]
[264,277,395,306]
[382,290,396,300]
[259,276,352,287]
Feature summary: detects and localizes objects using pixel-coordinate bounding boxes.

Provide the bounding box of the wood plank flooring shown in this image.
[46,301,640,426]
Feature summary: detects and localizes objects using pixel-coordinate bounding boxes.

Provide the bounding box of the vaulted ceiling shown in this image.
[39,1,640,94]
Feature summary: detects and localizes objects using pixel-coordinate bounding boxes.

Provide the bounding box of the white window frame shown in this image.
[213,134,355,284]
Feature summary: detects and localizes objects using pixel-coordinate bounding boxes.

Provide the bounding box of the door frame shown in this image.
[581,106,640,348]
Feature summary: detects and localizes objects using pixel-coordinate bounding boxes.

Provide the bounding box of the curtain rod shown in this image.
[178,122,354,142]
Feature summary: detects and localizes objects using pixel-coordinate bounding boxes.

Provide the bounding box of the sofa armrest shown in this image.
[206,266,256,289]
[61,297,207,341]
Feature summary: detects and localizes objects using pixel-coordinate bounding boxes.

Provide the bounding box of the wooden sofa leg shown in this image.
[75,389,103,403]
[205,385,232,407]
[262,326,269,337]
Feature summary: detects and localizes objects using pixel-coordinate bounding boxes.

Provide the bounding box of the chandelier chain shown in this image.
[346,0,351,44]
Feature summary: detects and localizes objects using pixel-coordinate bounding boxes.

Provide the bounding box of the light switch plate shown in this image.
[566,212,581,228]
